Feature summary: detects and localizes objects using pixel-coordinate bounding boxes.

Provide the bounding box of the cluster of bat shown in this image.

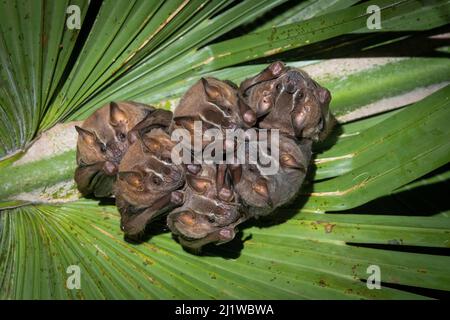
[74,61,333,253]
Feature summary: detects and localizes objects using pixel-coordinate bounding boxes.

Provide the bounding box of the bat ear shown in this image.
[291,108,307,138]
[268,61,285,77]
[141,136,161,154]
[176,211,197,227]
[118,171,144,191]
[253,178,273,207]
[187,174,212,194]
[201,78,222,102]
[318,112,336,142]
[256,94,273,117]
[109,101,128,126]
[316,87,333,141]
[239,61,285,95]
[318,87,331,105]
[280,154,305,171]
[75,126,96,145]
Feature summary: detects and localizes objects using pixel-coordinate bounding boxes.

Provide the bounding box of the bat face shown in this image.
[74,101,156,196]
[172,77,256,144]
[176,225,238,252]
[167,164,243,250]
[240,61,332,141]
[240,61,286,117]
[76,101,150,167]
[115,129,186,237]
[117,129,185,205]
[235,134,312,217]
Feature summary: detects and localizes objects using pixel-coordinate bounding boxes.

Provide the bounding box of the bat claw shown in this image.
[103,161,118,175]
[186,164,201,175]
[218,187,234,202]
[171,191,185,206]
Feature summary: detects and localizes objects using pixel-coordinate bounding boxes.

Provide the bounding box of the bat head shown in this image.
[115,129,186,237]
[168,208,240,250]
[75,101,150,173]
[115,129,186,209]
[240,61,287,117]
[240,62,333,142]
[234,164,273,214]
[234,133,312,217]
[172,77,256,138]
[167,164,243,249]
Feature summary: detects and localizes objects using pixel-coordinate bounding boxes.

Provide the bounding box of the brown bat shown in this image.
[240,61,334,142]
[234,133,312,217]
[167,164,246,253]
[115,128,186,238]
[170,77,257,149]
[74,101,172,197]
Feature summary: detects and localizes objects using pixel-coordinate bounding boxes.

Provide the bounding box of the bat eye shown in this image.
[162,155,172,163]
[118,132,126,142]
[207,215,215,223]
[221,105,232,115]
[317,117,324,131]
[276,83,283,92]
[100,143,107,153]
[152,176,163,186]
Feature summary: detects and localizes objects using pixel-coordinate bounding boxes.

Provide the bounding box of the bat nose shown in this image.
[168,168,182,181]
[107,142,123,159]
[283,71,306,94]
[285,83,297,94]
[285,76,300,94]
[161,163,182,182]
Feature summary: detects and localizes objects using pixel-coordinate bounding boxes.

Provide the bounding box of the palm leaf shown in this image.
[71,0,450,120]
[1,199,449,299]
[0,0,449,300]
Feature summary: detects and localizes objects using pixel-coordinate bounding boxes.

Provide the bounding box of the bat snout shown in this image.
[281,71,306,94]
[162,165,183,183]
[106,142,126,162]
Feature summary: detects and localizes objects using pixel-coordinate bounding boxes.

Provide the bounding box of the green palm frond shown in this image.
[0,0,449,300]
[1,199,449,299]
